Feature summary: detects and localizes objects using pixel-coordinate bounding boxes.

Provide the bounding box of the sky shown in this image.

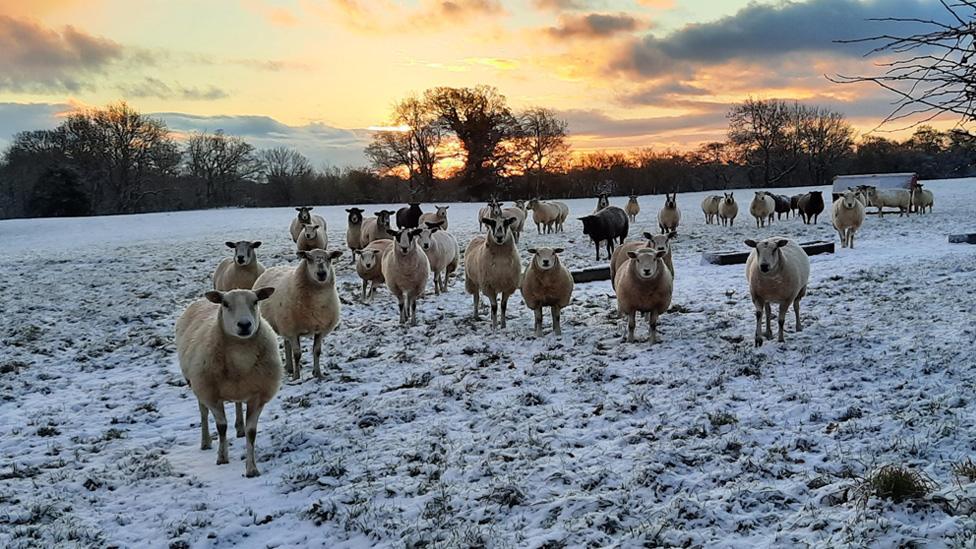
[0,0,959,168]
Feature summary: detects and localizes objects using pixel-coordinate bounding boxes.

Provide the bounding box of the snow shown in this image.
[1,179,975,547]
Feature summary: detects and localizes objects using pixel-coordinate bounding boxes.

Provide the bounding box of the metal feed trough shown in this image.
[701,240,834,266]
[832,172,918,213]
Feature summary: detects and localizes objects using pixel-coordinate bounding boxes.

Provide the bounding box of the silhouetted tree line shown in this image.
[2,98,975,220]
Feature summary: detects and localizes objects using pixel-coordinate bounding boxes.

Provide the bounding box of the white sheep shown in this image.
[521,247,574,336]
[750,192,775,228]
[863,186,911,217]
[912,184,934,213]
[465,216,521,330]
[701,195,721,224]
[625,195,640,222]
[502,205,527,243]
[719,192,738,226]
[552,201,569,232]
[361,210,396,245]
[418,205,450,230]
[614,248,673,343]
[744,237,810,347]
[609,231,675,289]
[657,193,681,233]
[354,239,393,302]
[831,190,866,248]
[382,228,431,326]
[296,223,326,252]
[595,192,610,212]
[345,208,366,260]
[478,199,503,231]
[290,207,325,243]
[253,249,343,380]
[527,199,561,234]
[213,241,265,291]
[175,287,281,477]
[417,222,459,295]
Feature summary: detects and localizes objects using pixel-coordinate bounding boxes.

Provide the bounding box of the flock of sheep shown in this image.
[174,183,935,476]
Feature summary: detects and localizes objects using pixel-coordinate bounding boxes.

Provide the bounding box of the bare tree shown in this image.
[694,141,738,187]
[185,130,261,204]
[260,147,313,181]
[365,95,444,197]
[513,107,570,194]
[799,107,854,186]
[833,1,976,127]
[728,99,803,187]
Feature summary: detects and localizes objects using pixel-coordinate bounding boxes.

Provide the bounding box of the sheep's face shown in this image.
[840,190,859,209]
[628,195,638,202]
[346,208,364,225]
[388,228,422,256]
[664,193,677,209]
[745,238,789,273]
[626,249,665,279]
[298,249,341,284]
[642,231,674,255]
[295,206,312,224]
[435,205,449,216]
[482,216,516,245]
[300,223,320,241]
[357,249,381,270]
[376,210,394,227]
[206,288,274,339]
[528,247,564,271]
[723,193,734,205]
[513,200,525,210]
[579,215,596,236]
[526,199,540,210]
[417,226,440,251]
[226,240,260,266]
[597,194,610,209]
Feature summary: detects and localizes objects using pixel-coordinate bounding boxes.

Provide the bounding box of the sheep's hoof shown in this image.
[754,337,763,348]
[312,369,322,379]
[217,456,229,465]
[245,469,261,478]
[236,429,245,438]
[200,441,212,451]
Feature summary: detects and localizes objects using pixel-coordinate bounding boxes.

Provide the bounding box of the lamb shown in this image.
[701,195,721,224]
[382,228,431,326]
[478,198,503,231]
[657,193,681,233]
[797,191,826,224]
[718,192,738,227]
[345,208,366,260]
[354,239,393,302]
[625,195,640,222]
[418,205,450,230]
[521,247,574,337]
[253,249,343,380]
[465,216,521,330]
[361,209,396,245]
[296,223,326,252]
[831,190,866,248]
[527,198,561,234]
[289,207,326,243]
[213,241,265,291]
[580,206,629,261]
[912,184,934,213]
[175,287,281,477]
[744,237,810,347]
[417,222,459,295]
[609,231,675,288]
[614,248,673,344]
[771,194,791,220]
[863,186,911,218]
[750,191,775,228]
[595,192,610,212]
[396,202,424,229]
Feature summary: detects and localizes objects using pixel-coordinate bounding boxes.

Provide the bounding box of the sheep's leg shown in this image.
[532,307,543,337]
[594,241,601,261]
[198,401,211,450]
[836,228,845,248]
[410,295,418,327]
[368,281,378,302]
[552,306,561,336]
[764,302,773,339]
[234,403,245,438]
[753,298,765,347]
[488,293,499,331]
[472,291,481,319]
[283,339,296,380]
[777,301,789,343]
[606,241,614,259]
[398,298,406,325]
[312,332,323,379]
[361,279,368,301]
[211,403,229,465]
[849,230,855,249]
[244,400,266,478]
[793,296,803,332]
[648,312,659,344]
[290,336,302,380]
[626,311,636,343]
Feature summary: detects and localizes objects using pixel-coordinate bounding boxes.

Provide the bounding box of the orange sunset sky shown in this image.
[0,0,958,167]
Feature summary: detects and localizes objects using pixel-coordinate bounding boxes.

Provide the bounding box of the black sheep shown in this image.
[580,206,629,261]
[799,191,825,224]
[772,194,791,220]
[396,202,424,229]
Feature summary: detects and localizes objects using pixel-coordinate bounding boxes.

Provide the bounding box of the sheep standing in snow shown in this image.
[744,237,810,347]
[521,247,574,336]
[465,216,521,330]
[701,195,721,224]
[396,202,424,229]
[614,248,673,344]
[296,223,326,252]
[912,184,934,213]
[719,193,738,227]
[213,241,265,291]
[418,205,450,230]
[501,204,527,243]
[580,206,629,261]
[382,228,431,326]
[527,199,561,234]
[863,186,911,218]
[289,207,325,243]
[610,231,675,288]
[175,287,281,477]
[789,194,804,218]
[595,192,610,212]
[354,239,393,302]
[625,195,640,222]
[345,208,365,260]
[657,193,681,234]
[478,198,503,232]
[750,192,775,228]
[253,249,343,380]
[552,201,569,232]
[417,222,459,295]
[771,194,791,220]
[361,210,396,245]
[831,190,866,248]
[798,191,826,224]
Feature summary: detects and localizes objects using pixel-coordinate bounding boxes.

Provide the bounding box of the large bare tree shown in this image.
[365,95,444,196]
[799,107,854,186]
[260,146,313,181]
[186,130,261,204]
[513,107,570,194]
[728,99,804,187]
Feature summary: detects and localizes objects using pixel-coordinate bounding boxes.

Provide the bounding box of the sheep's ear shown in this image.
[307,207,314,211]
[352,249,361,256]
[374,211,383,216]
[225,242,236,249]
[443,205,449,209]
[254,287,275,301]
[481,217,495,228]
[386,229,399,238]
[408,228,424,238]
[251,241,262,248]
[655,250,667,259]
[642,231,654,240]
[553,247,565,254]
[296,251,309,260]
[744,239,757,248]
[626,251,638,259]
[667,231,677,240]
[205,291,223,304]
[295,207,302,212]
[328,250,343,260]
[776,239,789,248]
[527,248,537,254]
[311,224,319,230]
[503,216,517,227]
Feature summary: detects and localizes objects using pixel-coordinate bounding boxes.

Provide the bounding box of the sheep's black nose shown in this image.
[760,264,770,273]
[237,321,252,332]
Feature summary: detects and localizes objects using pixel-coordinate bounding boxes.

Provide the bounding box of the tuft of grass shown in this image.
[857,465,935,504]
[952,459,976,482]
[708,412,738,429]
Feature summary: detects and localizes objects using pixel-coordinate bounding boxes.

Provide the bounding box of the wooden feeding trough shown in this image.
[572,266,611,284]
[702,240,834,266]
[949,233,976,244]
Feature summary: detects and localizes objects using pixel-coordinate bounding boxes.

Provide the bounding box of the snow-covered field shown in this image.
[1,179,975,548]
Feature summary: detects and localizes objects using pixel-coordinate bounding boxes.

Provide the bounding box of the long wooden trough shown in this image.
[949,233,976,244]
[572,266,612,284]
[701,240,835,266]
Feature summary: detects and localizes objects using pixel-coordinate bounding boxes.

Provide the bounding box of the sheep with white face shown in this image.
[744,237,810,347]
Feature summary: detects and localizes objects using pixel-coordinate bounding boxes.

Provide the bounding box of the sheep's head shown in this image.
[295,206,313,223]
[626,248,666,279]
[387,228,423,256]
[356,248,382,270]
[840,190,859,209]
[225,240,261,266]
[597,193,610,209]
[435,205,449,216]
[724,192,734,204]
[375,210,395,227]
[642,231,675,255]
[482,216,516,245]
[745,238,789,273]
[513,200,525,210]
[300,223,320,240]
[629,194,638,201]
[346,207,365,224]
[665,193,677,208]
[526,198,540,210]
[417,224,441,251]
[578,215,596,235]
[528,247,564,271]
[297,249,342,284]
[205,288,274,339]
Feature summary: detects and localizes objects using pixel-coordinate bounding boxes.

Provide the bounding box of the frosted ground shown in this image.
[1,179,975,548]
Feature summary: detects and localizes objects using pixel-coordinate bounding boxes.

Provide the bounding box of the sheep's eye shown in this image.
[222,302,229,308]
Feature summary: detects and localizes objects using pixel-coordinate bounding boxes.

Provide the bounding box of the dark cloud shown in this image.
[547,12,643,39]
[0,16,123,92]
[558,108,728,139]
[116,77,229,101]
[620,80,711,105]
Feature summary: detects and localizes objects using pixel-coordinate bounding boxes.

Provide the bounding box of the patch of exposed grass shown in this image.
[952,458,976,482]
[856,465,935,504]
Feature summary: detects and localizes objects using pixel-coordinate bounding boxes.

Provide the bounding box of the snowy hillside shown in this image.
[1,179,975,547]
